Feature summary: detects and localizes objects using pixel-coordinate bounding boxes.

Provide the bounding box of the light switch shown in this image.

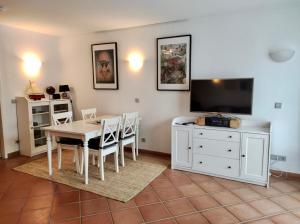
[135,98,140,103]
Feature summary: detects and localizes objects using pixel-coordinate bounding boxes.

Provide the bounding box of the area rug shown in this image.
[14,151,168,202]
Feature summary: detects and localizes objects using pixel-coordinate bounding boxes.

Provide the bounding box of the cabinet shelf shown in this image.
[34,136,46,141]
[54,110,68,113]
[32,123,50,129]
[32,112,50,116]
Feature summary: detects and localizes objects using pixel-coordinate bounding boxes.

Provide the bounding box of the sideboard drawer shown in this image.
[194,128,240,142]
[193,139,240,159]
[193,154,240,177]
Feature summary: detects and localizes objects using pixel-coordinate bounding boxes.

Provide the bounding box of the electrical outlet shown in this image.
[270,154,278,160]
[277,155,286,162]
[141,138,146,143]
[271,154,286,162]
[274,102,282,109]
[11,99,16,104]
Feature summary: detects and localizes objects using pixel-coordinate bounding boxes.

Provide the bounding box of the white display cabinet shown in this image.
[16,97,72,157]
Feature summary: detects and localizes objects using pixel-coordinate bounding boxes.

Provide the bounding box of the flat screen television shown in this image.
[190,78,253,114]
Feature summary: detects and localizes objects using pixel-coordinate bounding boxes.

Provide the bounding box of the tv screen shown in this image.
[190,78,253,114]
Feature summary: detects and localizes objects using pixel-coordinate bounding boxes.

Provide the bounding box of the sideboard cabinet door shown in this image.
[241,133,269,182]
[172,127,192,168]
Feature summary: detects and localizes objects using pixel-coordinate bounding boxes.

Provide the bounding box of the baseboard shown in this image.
[270,169,300,179]
[124,147,170,158]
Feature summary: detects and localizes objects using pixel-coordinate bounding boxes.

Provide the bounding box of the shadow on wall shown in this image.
[152,118,172,153]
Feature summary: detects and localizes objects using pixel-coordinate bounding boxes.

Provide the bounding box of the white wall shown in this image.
[0,25,62,157]
[59,5,300,173]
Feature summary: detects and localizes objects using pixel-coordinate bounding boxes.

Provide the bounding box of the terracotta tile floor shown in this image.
[1,154,300,223]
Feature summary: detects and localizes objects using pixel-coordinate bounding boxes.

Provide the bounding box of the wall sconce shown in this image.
[128,52,144,72]
[269,49,295,63]
[22,52,42,79]
[22,52,44,99]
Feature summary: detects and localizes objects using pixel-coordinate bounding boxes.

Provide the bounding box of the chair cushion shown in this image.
[58,137,83,145]
[87,137,117,150]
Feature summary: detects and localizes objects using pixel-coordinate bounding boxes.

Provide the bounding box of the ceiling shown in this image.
[0,0,297,36]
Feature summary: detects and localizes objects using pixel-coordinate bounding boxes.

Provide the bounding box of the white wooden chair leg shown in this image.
[132,142,136,161]
[92,154,95,165]
[74,147,80,173]
[97,156,100,167]
[120,144,125,167]
[57,143,62,169]
[136,131,139,156]
[73,150,76,163]
[99,151,104,181]
[103,156,106,162]
[80,149,84,175]
[114,150,119,173]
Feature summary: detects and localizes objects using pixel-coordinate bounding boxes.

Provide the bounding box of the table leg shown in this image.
[84,140,89,184]
[47,132,53,175]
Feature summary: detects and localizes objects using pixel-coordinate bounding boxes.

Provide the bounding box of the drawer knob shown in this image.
[199,145,203,148]
[188,147,191,150]
[199,161,203,164]
[227,149,232,152]
[227,166,231,169]
[242,154,246,158]
[228,135,232,138]
[199,133,203,135]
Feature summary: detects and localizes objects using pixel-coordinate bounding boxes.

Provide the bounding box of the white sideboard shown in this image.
[171,116,271,187]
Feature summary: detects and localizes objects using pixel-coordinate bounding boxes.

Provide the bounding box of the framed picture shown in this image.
[91,42,118,90]
[157,35,191,91]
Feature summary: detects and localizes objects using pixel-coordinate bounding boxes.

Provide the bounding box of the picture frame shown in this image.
[91,42,118,90]
[157,34,192,91]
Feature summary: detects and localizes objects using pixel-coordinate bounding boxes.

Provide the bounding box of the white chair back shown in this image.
[52,111,73,126]
[81,108,97,120]
[100,117,121,148]
[121,112,139,139]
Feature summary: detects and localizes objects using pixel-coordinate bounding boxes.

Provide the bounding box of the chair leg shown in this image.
[80,149,84,175]
[74,147,80,173]
[57,143,62,169]
[120,143,125,167]
[136,131,139,156]
[73,150,76,163]
[99,151,104,181]
[92,154,95,165]
[114,150,119,173]
[132,141,136,161]
[103,156,106,162]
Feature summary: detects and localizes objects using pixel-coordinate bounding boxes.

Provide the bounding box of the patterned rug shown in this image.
[14,151,168,202]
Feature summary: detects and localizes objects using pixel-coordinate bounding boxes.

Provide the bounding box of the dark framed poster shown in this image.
[91,42,118,90]
[157,35,191,91]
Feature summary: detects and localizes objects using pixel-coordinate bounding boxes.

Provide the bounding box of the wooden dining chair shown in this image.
[52,111,82,172]
[81,108,97,165]
[81,108,96,120]
[119,112,139,167]
[86,117,121,180]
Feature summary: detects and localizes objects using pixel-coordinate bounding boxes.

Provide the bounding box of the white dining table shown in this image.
[43,115,119,185]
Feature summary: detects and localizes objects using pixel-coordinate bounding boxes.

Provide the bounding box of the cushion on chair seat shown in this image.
[87,137,117,150]
[58,137,83,145]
